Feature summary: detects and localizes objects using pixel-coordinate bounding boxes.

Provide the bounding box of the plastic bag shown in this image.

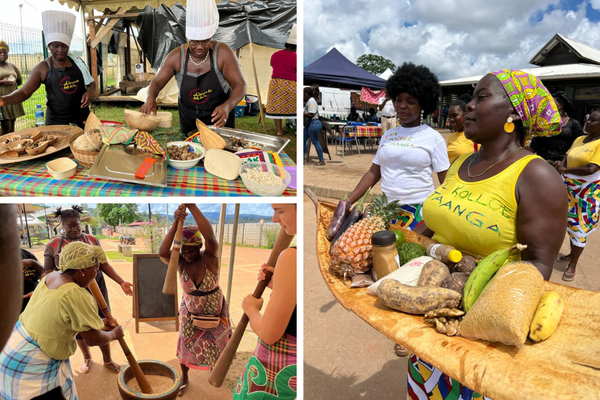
[350,273,375,288]
[367,256,433,295]
[459,262,545,347]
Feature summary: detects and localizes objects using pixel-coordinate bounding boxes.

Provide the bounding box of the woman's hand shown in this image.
[257,263,275,290]
[101,317,119,331]
[109,324,124,340]
[211,103,231,128]
[139,99,157,116]
[0,77,11,86]
[120,281,134,296]
[242,294,263,315]
[81,91,91,108]
[174,205,188,221]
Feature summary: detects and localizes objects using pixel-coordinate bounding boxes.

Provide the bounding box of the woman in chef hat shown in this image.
[139,0,246,135]
[0,10,96,129]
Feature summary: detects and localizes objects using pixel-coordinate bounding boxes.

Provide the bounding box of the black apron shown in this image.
[178,47,235,135]
[44,57,90,129]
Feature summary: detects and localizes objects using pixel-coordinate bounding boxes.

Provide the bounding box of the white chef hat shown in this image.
[186,0,219,41]
[42,10,76,48]
[286,24,297,45]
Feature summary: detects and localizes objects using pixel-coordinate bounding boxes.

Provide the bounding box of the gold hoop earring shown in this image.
[504,117,515,133]
[81,272,85,276]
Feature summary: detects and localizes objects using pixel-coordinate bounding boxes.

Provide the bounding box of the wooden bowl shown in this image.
[124,110,161,131]
[26,140,50,155]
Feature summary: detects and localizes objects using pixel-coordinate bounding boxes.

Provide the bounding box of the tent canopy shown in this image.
[304,48,387,90]
[379,68,394,80]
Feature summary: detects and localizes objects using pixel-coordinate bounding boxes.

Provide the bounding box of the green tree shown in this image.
[98,204,139,227]
[356,54,396,75]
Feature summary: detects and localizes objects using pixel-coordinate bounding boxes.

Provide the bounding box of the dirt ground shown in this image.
[25,239,274,399]
[303,132,600,399]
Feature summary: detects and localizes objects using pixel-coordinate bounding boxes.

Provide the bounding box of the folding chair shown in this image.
[335,125,361,157]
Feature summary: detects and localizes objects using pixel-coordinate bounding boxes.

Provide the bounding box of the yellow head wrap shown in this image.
[59,241,107,272]
[0,41,8,52]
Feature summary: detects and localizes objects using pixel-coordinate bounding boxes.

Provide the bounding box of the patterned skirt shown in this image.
[565,172,600,248]
[391,203,424,231]
[0,321,77,400]
[265,78,297,119]
[233,334,297,400]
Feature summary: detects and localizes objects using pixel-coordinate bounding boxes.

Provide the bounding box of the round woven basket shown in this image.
[69,131,100,168]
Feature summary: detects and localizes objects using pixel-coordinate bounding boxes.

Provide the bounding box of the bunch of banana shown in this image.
[463,243,527,312]
[529,291,564,342]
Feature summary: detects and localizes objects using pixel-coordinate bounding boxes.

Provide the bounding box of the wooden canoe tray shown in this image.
[0,125,81,165]
[315,200,600,399]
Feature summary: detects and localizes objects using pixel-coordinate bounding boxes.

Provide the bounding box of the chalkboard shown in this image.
[133,254,179,333]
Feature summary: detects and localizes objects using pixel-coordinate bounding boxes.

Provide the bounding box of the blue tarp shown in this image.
[303,48,387,90]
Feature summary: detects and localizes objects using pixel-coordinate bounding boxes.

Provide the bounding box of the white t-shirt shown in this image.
[373,125,450,204]
[304,98,319,119]
[378,97,396,118]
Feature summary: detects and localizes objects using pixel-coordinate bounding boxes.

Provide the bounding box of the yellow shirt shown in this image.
[566,136,600,168]
[447,131,477,163]
[19,276,104,360]
[423,153,539,260]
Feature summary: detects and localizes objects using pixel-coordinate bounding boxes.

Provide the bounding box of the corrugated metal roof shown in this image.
[529,33,600,66]
[440,63,600,86]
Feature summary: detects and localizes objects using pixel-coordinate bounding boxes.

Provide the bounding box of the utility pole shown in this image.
[19,4,28,75]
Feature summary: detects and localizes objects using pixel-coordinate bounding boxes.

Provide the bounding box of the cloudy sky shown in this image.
[304,0,600,81]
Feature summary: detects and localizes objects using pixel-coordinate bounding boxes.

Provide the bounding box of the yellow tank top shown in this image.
[447,131,477,163]
[422,153,539,260]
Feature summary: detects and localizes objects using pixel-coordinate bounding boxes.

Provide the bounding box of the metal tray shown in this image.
[211,127,290,153]
[88,144,168,188]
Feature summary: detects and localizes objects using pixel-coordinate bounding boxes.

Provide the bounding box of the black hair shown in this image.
[450,93,472,113]
[285,43,297,52]
[552,91,574,115]
[55,205,83,221]
[386,62,441,115]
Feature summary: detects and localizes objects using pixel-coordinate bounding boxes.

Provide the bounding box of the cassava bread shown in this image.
[124,109,160,131]
[459,261,545,347]
[204,148,242,180]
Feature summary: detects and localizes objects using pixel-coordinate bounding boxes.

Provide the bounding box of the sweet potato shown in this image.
[376,279,461,315]
[453,254,477,274]
[417,260,450,287]
[441,272,470,293]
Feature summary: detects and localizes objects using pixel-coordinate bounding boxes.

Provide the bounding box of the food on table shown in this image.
[396,241,426,267]
[367,256,433,295]
[376,279,461,315]
[424,308,465,319]
[459,261,545,347]
[371,231,400,281]
[73,130,100,151]
[329,189,370,253]
[463,243,527,312]
[426,243,462,264]
[326,193,351,241]
[124,109,160,131]
[441,272,470,293]
[424,317,461,336]
[240,167,284,186]
[204,148,242,180]
[452,254,478,274]
[417,260,450,287]
[330,192,402,277]
[529,291,564,343]
[126,375,174,393]
[392,229,406,246]
[167,144,202,161]
[0,130,58,158]
[196,118,226,149]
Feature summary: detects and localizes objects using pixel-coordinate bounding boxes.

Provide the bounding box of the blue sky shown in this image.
[304,0,600,81]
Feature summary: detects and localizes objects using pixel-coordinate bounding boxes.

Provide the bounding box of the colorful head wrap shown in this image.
[0,41,8,52]
[489,69,561,139]
[181,225,203,247]
[59,242,107,272]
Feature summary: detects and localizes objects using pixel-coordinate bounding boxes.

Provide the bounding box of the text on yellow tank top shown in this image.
[422,153,539,260]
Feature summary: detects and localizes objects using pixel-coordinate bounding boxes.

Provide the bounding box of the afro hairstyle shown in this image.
[386,62,441,115]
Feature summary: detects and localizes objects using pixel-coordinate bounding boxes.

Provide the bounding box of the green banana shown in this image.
[529,291,564,342]
[463,243,527,312]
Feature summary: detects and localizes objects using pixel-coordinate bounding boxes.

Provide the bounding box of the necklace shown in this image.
[467,147,521,178]
[189,51,209,67]
[52,57,68,68]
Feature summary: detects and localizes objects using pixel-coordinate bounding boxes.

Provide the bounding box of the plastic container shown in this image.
[426,243,463,264]
[46,158,77,179]
[372,231,400,280]
[239,162,291,196]
[35,105,44,127]
[166,141,205,170]
[234,105,245,118]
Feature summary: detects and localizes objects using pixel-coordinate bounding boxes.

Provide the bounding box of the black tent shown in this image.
[304,48,387,90]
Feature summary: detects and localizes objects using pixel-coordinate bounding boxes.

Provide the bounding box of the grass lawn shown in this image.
[104,250,144,263]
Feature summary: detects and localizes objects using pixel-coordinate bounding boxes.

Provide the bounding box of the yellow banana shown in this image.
[463,243,527,312]
[529,291,564,343]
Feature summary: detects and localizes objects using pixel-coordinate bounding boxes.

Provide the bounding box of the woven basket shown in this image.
[69,131,100,168]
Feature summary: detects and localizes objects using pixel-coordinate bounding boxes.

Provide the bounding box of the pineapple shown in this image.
[330,193,402,277]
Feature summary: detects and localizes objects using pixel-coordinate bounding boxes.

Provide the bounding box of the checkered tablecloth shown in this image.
[353,125,384,138]
[0,150,297,197]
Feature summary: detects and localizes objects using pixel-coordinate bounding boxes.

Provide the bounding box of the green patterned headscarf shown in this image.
[489,69,561,139]
[59,241,107,272]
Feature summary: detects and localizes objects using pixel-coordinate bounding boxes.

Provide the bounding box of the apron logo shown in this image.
[189,88,212,105]
[60,76,79,95]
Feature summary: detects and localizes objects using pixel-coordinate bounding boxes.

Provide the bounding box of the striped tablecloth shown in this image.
[0,150,297,197]
[353,125,384,138]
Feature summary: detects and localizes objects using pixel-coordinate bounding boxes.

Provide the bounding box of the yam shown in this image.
[459,261,545,347]
[441,272,470,293]
[417,260,450,287]
[453,254,477,273]
[376,279,461,315]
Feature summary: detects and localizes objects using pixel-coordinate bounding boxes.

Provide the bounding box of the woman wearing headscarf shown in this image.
[0,11,95,129]
[530,91,583,162]
[139,0,246,134]
[413,70,567,399]
[0,41,24,134]
[554,109,600,281]
[43,206,133,374]
[265,24,297,136]
[234,204,297,400]
[0,242,124,400]
[446,93,478,163]
[159,204,231,396]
